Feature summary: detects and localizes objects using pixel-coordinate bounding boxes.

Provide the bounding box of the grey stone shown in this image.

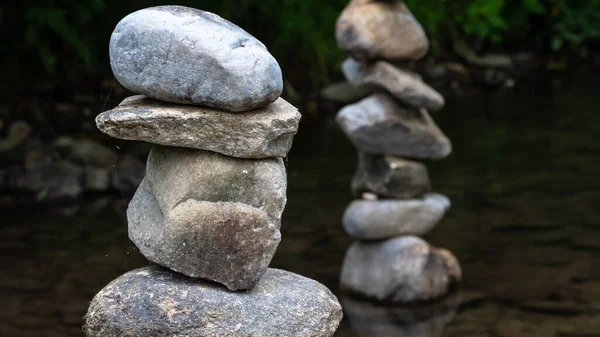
[84,266,342,337]
[55,139,118,168]
[84,166,110,192]
[336,1,428,61]
[340,236,461,303]
[110,6,283,112]
[96,95,300,159]
[146,145,286,222]
[12,161,83,202]
[352,153,431,199]
[320,81,372,104]
[0,121,31,152]
[128,179,280,291]
[336,93,451,159]
[342,59,444,111]
[343,194,450,239]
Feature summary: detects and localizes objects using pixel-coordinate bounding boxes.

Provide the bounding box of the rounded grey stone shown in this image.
[84,266,343,337]
[109,6,283,112]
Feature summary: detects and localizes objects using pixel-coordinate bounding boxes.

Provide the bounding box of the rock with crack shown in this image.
[96,95,300,159]
[84,266,343,337]
[342,59,444,111]
[336,93,451,159]
[110,6,283,112]
[340,236,461,303]
[342,193,450,239]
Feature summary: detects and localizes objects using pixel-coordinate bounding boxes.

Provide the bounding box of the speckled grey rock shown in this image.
[128,179,280,291]
[84,266,343,337]
[146,145,286,222]
[342,194,450,239]
[336,93,451,159]
[109,6,283,112]
[342,59,444,111]
[96,95,300,158]
[340,236,461,303]
[351,153,431,199]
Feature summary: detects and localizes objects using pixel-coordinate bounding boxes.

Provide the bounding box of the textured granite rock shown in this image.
[84,266,343,337]
[342,59,444,111]
[96,95,300,159]
[340,236,461,303]
[351,153,431,199]
[128,179,280,291]
[336,1,428,61]
[109,6,283,112]
[336,94,451,159]
[342,193,450,239]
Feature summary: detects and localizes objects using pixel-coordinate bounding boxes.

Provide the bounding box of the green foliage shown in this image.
[549,0,600,52]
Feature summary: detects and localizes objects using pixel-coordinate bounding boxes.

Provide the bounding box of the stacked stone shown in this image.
[334,0,462,303]
[83,6,342,337]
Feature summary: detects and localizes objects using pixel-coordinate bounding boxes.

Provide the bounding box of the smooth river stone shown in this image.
[336,1,428,61]
[340,236,461,303]
[342,59,445,111]
[110,6,283,112]
[342,193,450,240]
[351,153,431,199]
[84,266,343,337]
[336,93,451,159]
[96,95,300,159]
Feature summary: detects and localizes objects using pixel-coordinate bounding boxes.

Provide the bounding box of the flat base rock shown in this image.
[84,266,342,337]
[340,236,461,303]
[96,96,300,159]
[336,93,451,159]
[343,193,450,240]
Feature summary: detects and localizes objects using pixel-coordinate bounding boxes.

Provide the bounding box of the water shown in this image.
[1,72,600,336]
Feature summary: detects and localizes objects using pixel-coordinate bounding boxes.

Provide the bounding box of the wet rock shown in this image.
[110,6,283,112]
[343,194,450,239]
[352,153,431,199]
[111,154,145,193]
[342,59,444,111]
[146,145,286,222]
[55,138,118,168]
[342,292,459,337]
[336,93,451,159]
[96,95,300,159]
[84,266,342,337]
[84,166,110,192]
[340,236,461,303]
[336,1,428,61]
[12,161,83,201]
[0,120,31,151]
[128,178,281,290]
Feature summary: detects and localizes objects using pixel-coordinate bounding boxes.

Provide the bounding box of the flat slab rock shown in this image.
[343,193,450,240]
[352,153,431,199]
[342,59,444,111]
[336,0,429,61]
[110,6,283,112]
[128,146,287,291]
[340,236,461,303]
[96,95,300,159]
[84,266,342,337]
[336,93,451,159]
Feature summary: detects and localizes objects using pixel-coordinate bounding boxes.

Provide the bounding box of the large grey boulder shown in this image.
[96,95,300,159]
[340,236,461,303]
[342,59,444,111]
[351,153,431,199]
[84,266,343,337]
[336,93,451,159]
[109,6,283,112]
[342,194,450,239]
[128,179,280,291]
[336,1,428,61]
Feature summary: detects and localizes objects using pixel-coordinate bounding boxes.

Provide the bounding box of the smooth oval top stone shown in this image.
[109,6,283,112]
[84,266,343,337]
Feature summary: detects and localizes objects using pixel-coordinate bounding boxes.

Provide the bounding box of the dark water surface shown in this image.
[2,73,600,336]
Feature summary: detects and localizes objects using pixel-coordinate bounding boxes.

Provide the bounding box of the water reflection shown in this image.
[342,292,459,337]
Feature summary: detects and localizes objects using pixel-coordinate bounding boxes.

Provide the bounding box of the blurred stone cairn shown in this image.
[335,0,462,304]
[83,5,342,337]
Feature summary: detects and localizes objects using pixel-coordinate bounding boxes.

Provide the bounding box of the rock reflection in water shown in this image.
[342,291,459,337]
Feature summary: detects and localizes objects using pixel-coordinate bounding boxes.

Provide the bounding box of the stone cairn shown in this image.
[83,6,342,337]
[334,0,462,303]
